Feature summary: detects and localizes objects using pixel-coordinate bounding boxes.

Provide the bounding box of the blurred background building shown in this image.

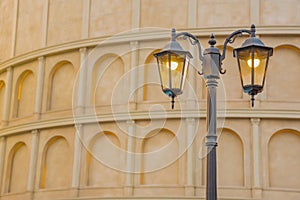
[0,0,299,200]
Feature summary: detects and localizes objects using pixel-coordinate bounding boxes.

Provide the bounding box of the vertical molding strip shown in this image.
[251,118,262,199]
[185,118,196,196]
[250,0,260,25]
[124,120,136,196]
[82,0,91,39]
[77,48,88,114]
[132,0,141,31]
[27,130,39,192]
[11,0,19,57]
[35,57,45,119]
[187,46,198,108]
[0,137,6,195]
[3,67,13,126]
[41,0,49,47]
[129,41,139,103]
[188,0,197,28]
[187,0,198,108]
[72,124,83,190]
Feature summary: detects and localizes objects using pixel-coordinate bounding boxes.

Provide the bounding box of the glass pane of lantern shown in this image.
[157,54,170,91]
[253,56,267,86]
[236,48,252,89]
[170,54,186,94]
[181,56,189,89]
[253,48,269,86]
[238,57,251,87]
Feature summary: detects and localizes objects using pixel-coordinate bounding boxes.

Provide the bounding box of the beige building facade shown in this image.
[0,0,299,200]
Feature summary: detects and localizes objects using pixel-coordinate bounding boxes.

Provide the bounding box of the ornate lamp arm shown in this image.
[172,29,204,61]
[220,24,256,61]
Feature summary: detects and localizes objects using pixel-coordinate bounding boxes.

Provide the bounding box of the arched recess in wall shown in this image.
[267,45,300,101]
[0,80,5,123]
[202,129,244,186]
[141,128,179,185]
[93,54,125,106]
[5,142,29,193]
[87,131,122,187]
[216,45,243,100]
[143,50,169,101]
[14,70,35,118]
[48,61,75,110]
[40,136,72,189]
[268,129,300,189]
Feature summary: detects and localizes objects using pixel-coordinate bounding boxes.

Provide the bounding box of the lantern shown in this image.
[154,29,192,109]
[234,36,273,106]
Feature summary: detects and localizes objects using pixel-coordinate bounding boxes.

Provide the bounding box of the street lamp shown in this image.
[233,29,273,106]
[154,24,273,200]
[155,29,193,109]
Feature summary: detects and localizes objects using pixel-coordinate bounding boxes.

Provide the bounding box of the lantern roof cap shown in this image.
[154,29,193,58]
[239,36,273,50]
[234,36,273,57]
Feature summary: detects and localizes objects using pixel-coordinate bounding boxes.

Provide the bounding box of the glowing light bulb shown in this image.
[166,61,178,70]
[247,58,260,68]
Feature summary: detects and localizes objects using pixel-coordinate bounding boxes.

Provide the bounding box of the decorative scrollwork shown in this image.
[182,35,198,46]
[228,33,243,44]
[220,29,253,61]
[175,31,204,61]
[220,68,226,74]
[198,70,203,75]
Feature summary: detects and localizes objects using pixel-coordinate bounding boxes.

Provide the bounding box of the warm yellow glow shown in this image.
[0,81,4,89]
[18,71,31,100]
[247,58,260,68]
[166,61,179,70]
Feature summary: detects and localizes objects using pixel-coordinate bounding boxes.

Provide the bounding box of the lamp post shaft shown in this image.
[205,78,218,200]
[203,35,220,200]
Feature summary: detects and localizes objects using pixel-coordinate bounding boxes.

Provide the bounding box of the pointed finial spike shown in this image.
[171,96,175,109]
[251,95,255,107]
[250,24,256,37]
[171,28,176,41]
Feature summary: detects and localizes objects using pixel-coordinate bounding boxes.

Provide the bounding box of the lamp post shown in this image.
[154,25,273,200]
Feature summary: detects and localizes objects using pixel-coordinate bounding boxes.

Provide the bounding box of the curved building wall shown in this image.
[0,0,299,200]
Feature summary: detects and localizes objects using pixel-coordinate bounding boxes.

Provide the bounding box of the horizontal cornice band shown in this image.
[0,109,299,137]
[0,25,299,72]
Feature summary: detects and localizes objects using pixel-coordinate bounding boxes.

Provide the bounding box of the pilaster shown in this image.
[41,0,49,47]
[76,48,88,115]
[11,0,19,57]
[3,67,13,126]
[132,0,141,31]
[28,130,39,193]
[185,118,196,196]
[34,57,45,120]
[188,0,197,28]
[0,137,6,195]
[129,41,139,106]
[250,0,260,25]
[187,44,198,109]
[72,124,83,195]
[124,120,136,196]
[82,0,90,39]
[251,118,262,199]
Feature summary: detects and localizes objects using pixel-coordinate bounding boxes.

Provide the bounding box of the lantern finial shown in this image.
[250,24,256,37]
